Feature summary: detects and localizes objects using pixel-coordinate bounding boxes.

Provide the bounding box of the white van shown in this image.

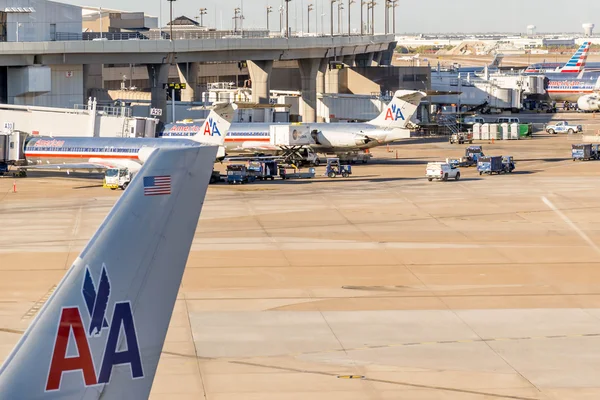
[495,117,520,124]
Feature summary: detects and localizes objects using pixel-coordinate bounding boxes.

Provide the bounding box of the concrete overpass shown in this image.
[0,35,396,123]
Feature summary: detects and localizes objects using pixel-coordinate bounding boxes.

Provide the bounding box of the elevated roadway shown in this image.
[0,35,397,123]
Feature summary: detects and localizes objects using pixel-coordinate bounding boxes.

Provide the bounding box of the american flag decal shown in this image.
[143,175,171,196]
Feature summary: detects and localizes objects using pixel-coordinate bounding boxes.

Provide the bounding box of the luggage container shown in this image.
[477,155,504,175]
[572,143,599,161]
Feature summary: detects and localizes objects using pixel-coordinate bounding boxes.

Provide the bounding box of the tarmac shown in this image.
[2,117,600,399]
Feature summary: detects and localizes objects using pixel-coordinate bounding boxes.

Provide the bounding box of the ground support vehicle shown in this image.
[572,144,599,161]
[449,132,473,144]
[477,156,505,175]
[103,168,134,190]
[502,156,516,173]
[325,158,352,178]
[426,162,460,181]
[227,164,255,184]
[546,121,583,134]
[248,160,278,181]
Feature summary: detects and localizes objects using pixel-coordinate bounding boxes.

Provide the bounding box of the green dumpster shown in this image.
[518,124,531,138]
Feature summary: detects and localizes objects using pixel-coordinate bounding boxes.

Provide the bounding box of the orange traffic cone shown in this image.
[12,180,17,193]
[395,150,399,159]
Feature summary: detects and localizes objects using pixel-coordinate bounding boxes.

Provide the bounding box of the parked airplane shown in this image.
[0,145,218,398]
[18,103,236,173]
[455,54,505,74]
[522,42,600,102]
[161,90,426,154]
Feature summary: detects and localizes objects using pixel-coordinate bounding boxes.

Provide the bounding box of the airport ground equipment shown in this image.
[477,156,505,175]
[103,167,135,190]
[278,165,315,179]
[248,160,278,180]
[325,157,352,178]
[502,156,516,172]
[572,143,599,161]
[449,132,473,144]
[210,170,222,184]
[328,151,372,164]
[227,164,255,184]
[463,145,485,166]
[546,121,583,134]
[426,162,460,181]
[0,132,28,176]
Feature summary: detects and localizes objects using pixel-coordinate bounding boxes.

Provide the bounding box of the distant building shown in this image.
[0,0,81,42]
[82,7,158,33]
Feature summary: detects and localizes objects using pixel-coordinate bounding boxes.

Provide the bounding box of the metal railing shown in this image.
[74,104,132,118]
[437,114,459,136]
[54,30,390,42]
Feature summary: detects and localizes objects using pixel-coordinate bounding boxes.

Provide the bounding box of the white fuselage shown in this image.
[216,122,409,153]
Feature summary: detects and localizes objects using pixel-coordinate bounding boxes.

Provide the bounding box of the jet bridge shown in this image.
[0,131,28,175]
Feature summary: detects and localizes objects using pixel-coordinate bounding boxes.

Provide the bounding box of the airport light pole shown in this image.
[384,0,390,34]
[337,1,344,34]
[233,7,241,33]
[307,4,313,34]
[167,0,176,41]
[266,6,272,31]
[392,0,398,34]
[360,0,365,35]
[279,5,284,35]
[348,0,355,36]
[330,0,335,36]
[285,0,292,38]
[199,8,207,27]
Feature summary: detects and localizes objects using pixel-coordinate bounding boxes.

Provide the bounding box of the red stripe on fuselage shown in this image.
[225,138,270,142]
[24,153,139,159]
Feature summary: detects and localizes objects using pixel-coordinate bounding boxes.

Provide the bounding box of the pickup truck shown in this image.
[546,121,583,134]
[426,162,461,181]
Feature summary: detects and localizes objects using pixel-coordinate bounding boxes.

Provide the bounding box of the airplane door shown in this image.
[311,129,321,145]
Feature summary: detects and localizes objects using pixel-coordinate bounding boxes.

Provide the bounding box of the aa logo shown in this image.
[45,265,143,392]
[384,104,405,121]
[203,118,221,136]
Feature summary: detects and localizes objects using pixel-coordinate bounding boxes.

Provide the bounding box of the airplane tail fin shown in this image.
[0,145,218,399]
[192,102,237,145]
[559,42,590,73]
[368,90,426,129]
[489,54,504,68]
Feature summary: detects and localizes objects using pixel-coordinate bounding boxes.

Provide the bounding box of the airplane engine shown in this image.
[315,131,370,148]
[577,94,600,112]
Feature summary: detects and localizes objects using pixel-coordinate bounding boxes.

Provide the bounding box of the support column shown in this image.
[83,64,103,102]
[247,60,273,104]
[355,52,375,67]
[342,55,356,67]
[316,59,328,122]
[372,52,383,66]
[298,58,321,123]
[147,64,169,126]
[177,62,199,102]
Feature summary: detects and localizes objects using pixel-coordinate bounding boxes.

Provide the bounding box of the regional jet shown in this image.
[161,90,426,154]
[17,102,236,173]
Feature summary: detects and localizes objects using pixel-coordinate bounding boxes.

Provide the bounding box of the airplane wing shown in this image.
[18,158,139,173]
[18,163,110,171]
[0,144,219,398]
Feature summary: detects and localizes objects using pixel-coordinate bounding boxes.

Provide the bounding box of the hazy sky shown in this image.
[62,0,600,34]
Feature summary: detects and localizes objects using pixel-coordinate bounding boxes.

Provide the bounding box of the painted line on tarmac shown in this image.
[231,360,540,400]
[292,333,600,357]
[542,196,600,254]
